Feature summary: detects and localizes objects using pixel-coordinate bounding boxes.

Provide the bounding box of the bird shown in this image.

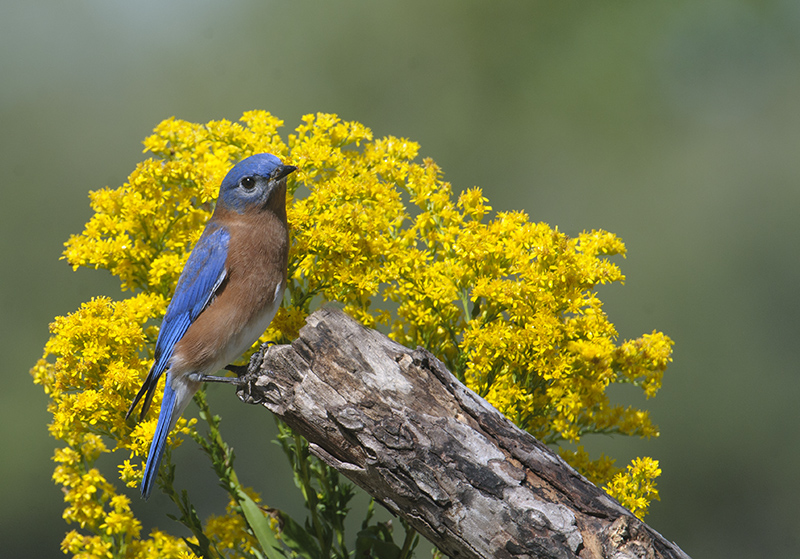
[126,153,296,499]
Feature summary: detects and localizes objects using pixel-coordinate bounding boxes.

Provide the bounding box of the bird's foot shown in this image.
[189,370,264,405]
[224,341,275,378]
[234,343,281,404]
[235,371,265,405]
[194,343,279,401]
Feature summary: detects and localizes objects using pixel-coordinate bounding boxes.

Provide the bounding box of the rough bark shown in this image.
[235,307,691,559]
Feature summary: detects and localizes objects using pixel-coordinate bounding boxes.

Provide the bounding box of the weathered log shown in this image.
[235,307,690,559]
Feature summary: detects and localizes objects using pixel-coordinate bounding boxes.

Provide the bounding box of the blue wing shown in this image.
[126,223,230,420]
[140,378,178,498]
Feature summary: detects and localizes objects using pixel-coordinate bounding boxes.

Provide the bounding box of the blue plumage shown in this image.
[126,153,296,499]
[128,225,230,425]
[140,380,178,498]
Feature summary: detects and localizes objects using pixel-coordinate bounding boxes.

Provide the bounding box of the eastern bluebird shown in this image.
[126,153,296,499]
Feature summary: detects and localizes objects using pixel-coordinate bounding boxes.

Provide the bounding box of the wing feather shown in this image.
[126,224,230,420]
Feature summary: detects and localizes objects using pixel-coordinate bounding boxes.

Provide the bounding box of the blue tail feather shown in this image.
[140,381,178,499]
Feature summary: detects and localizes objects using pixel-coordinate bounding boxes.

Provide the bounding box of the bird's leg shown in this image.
[191,341,277,385]
[191,373,248,386]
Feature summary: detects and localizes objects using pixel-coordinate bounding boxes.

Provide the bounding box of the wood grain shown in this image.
[235,307,691,559]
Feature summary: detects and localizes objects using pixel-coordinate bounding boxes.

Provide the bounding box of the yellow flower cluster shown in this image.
[33,111,672,556]
[605,457,662,519]
[204,494,260,555]
[32,295,197,557]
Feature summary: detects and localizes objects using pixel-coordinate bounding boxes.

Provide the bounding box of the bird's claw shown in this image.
[235,371,265,405]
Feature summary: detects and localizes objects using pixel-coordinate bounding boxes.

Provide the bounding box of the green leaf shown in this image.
[355,524,402,559]
[237,489,286,559]
[275,509,323,559]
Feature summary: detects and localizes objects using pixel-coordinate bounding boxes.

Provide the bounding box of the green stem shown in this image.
[399,524,418,559]
[193,391,284,559]
[294,433,329,555]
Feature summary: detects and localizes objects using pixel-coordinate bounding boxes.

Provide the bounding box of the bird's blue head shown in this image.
[217,153,297,214]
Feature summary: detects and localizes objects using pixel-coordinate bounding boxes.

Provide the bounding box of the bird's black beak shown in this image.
[272,165,297,182]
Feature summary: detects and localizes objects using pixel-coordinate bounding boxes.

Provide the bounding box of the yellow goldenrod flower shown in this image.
[33,111,673,557]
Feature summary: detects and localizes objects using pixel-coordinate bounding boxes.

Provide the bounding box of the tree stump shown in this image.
[235,307,691,559]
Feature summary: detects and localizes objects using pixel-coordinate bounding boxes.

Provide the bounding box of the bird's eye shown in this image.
[240,177,256,190]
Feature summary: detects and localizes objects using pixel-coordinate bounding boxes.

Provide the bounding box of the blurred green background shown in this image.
[3,1,799,557]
